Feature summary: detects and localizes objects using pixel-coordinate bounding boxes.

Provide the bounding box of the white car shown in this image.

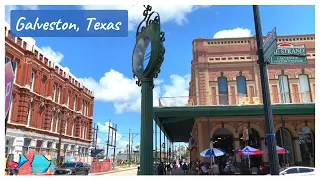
[279,166,315,176]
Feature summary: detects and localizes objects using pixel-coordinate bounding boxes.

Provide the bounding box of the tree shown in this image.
[135,145,140,151]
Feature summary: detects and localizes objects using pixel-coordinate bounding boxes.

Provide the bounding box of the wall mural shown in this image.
[5,154,93,175]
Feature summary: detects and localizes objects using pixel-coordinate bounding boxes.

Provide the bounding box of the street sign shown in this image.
[269,56,307,64]
[5,62,15,117]
[263,27,277,53]
[263,39,277,62]
[269,43,307,64]
[262,27,277,63]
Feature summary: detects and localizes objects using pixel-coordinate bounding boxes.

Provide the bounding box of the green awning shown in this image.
[153,103,315,142]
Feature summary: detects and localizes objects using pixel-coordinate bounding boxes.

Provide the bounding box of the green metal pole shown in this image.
[140,78,154,175]
[253,5,279,175]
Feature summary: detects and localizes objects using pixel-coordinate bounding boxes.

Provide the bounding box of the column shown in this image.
[233,138,241,167]
[292,137,302,165]
[197,121,204,162]
[260,137,268,162]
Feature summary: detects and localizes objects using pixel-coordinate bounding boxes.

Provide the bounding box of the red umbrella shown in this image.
[237,146,264,155]
[265,145,289,154]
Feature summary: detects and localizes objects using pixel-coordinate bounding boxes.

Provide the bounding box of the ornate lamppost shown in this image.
[132,5,165,175]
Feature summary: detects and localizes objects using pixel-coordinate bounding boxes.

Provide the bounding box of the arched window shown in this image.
[299,74,312,102]
[236,76,247,95]
[55,114,59,133]
[218,76,228,105]
[71,120,75,137]
[26,103,32,126]
[279,75,291,103]
[50,114,55,132]
[64,118,68,135]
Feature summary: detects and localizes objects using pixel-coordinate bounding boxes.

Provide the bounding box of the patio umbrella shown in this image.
[236,146,264,168]
[200,148,226,157]
[265,145,289,154]
[237,146,264,155]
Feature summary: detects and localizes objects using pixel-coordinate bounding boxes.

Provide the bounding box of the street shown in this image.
[100,169,137,176]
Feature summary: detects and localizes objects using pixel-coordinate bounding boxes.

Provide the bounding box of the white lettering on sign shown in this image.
[6,82,12,97]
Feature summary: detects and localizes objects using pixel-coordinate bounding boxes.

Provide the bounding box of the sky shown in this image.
[5,5,315,153]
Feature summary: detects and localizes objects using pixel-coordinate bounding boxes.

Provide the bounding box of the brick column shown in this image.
[260,137,268,162]
[234,138,241,167]
[292,136,302,165]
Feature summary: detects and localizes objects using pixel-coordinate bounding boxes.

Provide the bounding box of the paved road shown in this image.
[102,169,137,176]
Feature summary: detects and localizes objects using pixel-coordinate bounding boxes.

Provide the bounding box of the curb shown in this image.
[90,167,137,176]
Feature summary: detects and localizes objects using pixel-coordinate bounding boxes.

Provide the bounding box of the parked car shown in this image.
[267,166,315,176]
[83,163,91,173]
[54,162,89,175]
[279,166,315,176]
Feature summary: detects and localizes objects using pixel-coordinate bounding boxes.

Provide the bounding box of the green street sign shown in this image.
[274,46,306,56]
[269,43,307,64]
[269,56,307,64]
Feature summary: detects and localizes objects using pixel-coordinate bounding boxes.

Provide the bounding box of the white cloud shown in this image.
[97,138,102,144]
[79,70,190,114]
[81,5,206,31]
[213,28,252,39]
[40,46,64,63]
[5,5,39,23]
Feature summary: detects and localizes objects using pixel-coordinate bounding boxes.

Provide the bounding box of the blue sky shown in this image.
[5,5,315,153]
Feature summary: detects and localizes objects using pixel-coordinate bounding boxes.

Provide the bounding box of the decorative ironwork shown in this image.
[136,5,161,36]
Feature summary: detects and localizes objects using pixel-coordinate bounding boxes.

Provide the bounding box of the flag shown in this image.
[158,98,163,107]
[190,132,195,144]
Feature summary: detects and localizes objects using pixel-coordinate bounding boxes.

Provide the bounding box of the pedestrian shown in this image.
[157,162,165,175]
[137,166,140,175]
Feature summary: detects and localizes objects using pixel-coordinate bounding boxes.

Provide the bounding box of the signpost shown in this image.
[263,28,277,63]
[5,62,15,134]
[270,44,307,64]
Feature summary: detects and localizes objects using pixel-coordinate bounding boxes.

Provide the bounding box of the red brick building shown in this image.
[5,22,95,157]
[158,34,315,167]
[188,34,315,167]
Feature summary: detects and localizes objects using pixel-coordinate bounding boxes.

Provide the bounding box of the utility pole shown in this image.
[95,125,98,153]
[128,129,131,164]
[253,5,279,175]
[106,120,111,158]
[113,124,117,163]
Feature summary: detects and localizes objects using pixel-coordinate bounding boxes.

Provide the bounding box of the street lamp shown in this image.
[132,5,165,175]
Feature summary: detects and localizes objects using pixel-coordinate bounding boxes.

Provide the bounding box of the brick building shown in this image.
[5,22,95,157]
[156,34,315,168]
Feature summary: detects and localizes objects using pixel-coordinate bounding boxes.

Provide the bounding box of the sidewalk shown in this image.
[90,166,138,176]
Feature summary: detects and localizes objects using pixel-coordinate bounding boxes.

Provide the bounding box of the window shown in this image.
[64,119,68,135]
[279,75,291,103]
[299,168,312,173]
[55,115,59,133]
[67,91,70,107]
[82,100,84,114]
[57,87,61,104]
[53,84,57,101]
[73,96,77,110]
[36,140,43,153]
[50,114,55,132]
[22,139,31,154]
[71,120,75,137]
[236,76,247,95]
[285,168,298,174]
[46,142,53,154]
[30,71,36,91]
[218,76,228,105]
[299,74,312,102]
[26,103,31,126]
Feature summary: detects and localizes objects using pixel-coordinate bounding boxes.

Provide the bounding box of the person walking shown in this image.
[157,162,165,175]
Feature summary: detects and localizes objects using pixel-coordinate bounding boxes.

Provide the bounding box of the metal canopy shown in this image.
[153,103,315,142]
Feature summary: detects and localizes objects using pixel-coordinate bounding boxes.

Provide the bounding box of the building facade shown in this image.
[183,34,315,167]
[5,23,95,157]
